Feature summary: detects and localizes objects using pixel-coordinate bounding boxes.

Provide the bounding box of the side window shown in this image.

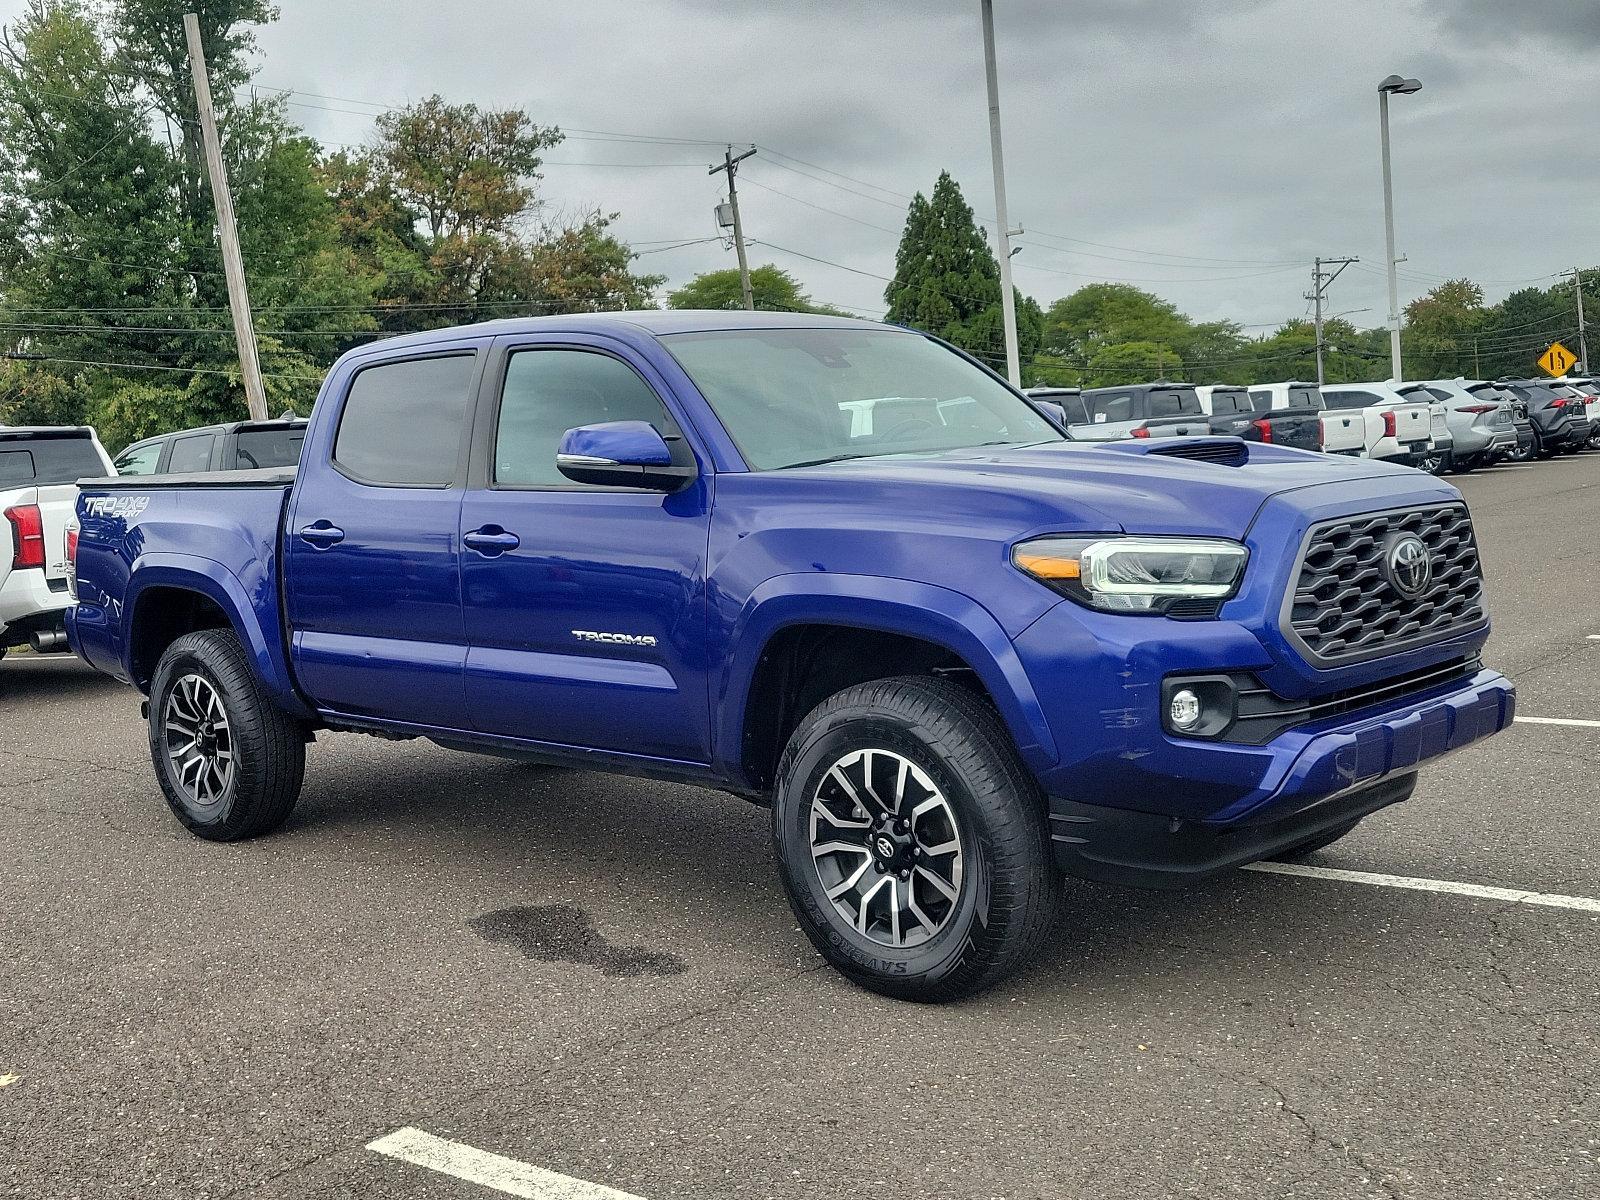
[494,349,678,487]
[1095,394,1133,423]
[166,433,216,474]
[334,354,475,487]
[115,442,163,475]
[1249,390,1273,413]
[1324,390,1377,410]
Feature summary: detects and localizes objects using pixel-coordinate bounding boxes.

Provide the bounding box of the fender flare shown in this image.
[123,554,311,718]
[715,573,1058,786]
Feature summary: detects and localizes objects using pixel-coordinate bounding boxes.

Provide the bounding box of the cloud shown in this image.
[0,0,1585,332]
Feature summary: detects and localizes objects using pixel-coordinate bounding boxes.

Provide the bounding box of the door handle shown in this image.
[298,522,344,548]
[464,526,521,556]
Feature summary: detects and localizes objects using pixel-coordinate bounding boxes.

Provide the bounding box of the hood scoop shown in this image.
[1100,437,1251,467]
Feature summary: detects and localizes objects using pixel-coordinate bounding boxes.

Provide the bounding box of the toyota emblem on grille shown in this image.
[1385,534,1432,598]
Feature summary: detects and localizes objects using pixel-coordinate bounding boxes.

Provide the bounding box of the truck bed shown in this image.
[70,469,300,703]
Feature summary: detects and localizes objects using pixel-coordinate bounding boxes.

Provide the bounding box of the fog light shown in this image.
[1169,688,1202,732]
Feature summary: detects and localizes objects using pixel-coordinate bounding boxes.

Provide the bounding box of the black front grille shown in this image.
[1285,504,1485,663]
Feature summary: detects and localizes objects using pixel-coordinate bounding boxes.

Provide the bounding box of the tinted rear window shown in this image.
[1288,387,1324,410]
[1322,390,1380,410]
[1149,390,1201,417]
[1210,391,1252,414]
[334,355,475,486]
[0,436,104,484]
[234,427,306,470]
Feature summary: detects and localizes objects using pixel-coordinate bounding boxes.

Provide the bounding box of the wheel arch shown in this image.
[718,574,1057,793]
[123,556,310,718]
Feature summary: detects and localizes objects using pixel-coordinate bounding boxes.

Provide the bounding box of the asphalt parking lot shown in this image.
[2,458,1597,1200]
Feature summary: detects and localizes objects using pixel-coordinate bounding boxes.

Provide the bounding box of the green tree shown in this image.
[883,171,1041,364]
[482,211,664,313]
[0,0,367,447]
[1474,286,1571,380]
[1402,278,1484,379]
[668,263,845,314]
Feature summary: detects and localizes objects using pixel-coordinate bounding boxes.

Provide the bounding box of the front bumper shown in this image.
[1048,666,1514,887]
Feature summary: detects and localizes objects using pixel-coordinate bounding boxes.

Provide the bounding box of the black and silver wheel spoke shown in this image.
[164,674,234,807]
[809,748,964,949]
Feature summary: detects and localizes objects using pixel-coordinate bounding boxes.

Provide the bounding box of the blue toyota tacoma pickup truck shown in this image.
[67,312,1514,1001]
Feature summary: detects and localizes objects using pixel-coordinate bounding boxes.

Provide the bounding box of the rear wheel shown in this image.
[772,676,1061,1002]
[1448,453,1480,475]
[1506,440,1533,463]
[1534,430,1556,459]
[148,629,306,841]
[1418,448,1449,475]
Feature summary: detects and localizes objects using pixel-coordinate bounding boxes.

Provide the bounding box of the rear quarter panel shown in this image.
[69,476,306,715]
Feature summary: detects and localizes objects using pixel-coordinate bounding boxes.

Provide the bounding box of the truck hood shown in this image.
[791,439,1433,539]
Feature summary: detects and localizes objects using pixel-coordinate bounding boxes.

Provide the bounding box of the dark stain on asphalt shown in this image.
[469,904,687,978]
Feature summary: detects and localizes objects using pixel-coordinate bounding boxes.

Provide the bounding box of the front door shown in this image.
[458,337,712,763]
[284,347,481,729]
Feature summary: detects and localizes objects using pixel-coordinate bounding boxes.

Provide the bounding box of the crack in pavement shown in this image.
[1259,1078,1404,1200]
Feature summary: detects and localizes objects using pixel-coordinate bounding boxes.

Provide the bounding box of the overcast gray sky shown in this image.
[6,0,1592,328]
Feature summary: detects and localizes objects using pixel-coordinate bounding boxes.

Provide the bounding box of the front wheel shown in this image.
[148,628,306,841]
[772,676,1061,1002]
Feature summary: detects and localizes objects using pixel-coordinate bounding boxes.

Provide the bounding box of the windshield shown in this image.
[662,328,1060,470]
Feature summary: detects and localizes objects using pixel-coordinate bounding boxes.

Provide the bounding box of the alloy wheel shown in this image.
[163,673,235,807]
[808,748,964,948]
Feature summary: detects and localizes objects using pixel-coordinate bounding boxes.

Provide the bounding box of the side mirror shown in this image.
[556,421,696,491]
[1032,399,1068,429]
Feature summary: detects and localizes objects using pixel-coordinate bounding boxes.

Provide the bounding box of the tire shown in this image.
[1270,818,1361,861]
[148,629,306,841]
[1418,448,1449,476]
[1506,440,1533,463]
[772,675,1061,1002]
[1534,430,1556,459]
[1448,453,1480,475]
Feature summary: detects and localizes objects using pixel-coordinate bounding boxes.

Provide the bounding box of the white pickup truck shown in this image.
[1,426,114,661]
[1318,384,1435,466]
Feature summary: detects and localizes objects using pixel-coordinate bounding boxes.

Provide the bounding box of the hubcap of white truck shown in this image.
[809,749,965,948]
[164,674,235,807]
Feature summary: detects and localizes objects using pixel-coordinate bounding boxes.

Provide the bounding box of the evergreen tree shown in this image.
[883,171,1040,367]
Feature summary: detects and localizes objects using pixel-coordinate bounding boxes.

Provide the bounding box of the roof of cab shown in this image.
[359,309,897,355]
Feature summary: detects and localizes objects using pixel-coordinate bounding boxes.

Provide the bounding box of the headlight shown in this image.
[1012,536,1249,614]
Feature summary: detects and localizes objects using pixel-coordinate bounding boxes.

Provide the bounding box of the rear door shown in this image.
[456,335,712,762]
[284,344,484,729]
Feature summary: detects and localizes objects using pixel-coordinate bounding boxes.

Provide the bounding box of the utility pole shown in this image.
[980,0,1022,387]
[1573,268,1590,374]
[1304,256,1358,384]
[183,13,266,421]
[709,146,757,311]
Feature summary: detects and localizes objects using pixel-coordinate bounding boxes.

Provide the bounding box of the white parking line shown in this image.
[1515,716,1600,729]
[1587,635,1600,641]
[1243,861,1600,913]
[368,1128,647,1199]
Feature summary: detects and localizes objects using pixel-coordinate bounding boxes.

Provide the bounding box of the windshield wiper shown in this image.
[778,453,872,469]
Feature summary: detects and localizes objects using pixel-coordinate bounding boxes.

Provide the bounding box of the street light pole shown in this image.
[980,0,1021,388]
[1378,74,1421,383]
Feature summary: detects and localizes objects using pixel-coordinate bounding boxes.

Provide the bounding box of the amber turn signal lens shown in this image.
[1012,551,1080,580]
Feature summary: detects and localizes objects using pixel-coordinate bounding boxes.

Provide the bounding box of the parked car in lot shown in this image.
[1199,385,1314,450]
[1068,381,1211,441]
[1,425,114,660]
[1251,382,1361,456]
[113,415,308,476]
[1196,384,1317,450]
[1319,383,1435,466]
[1496,379,1589,458]
[1410,379,1520,473]
[1545,382,1597,449]
[67,312,1515,1001]
[1554,377,1600,447]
